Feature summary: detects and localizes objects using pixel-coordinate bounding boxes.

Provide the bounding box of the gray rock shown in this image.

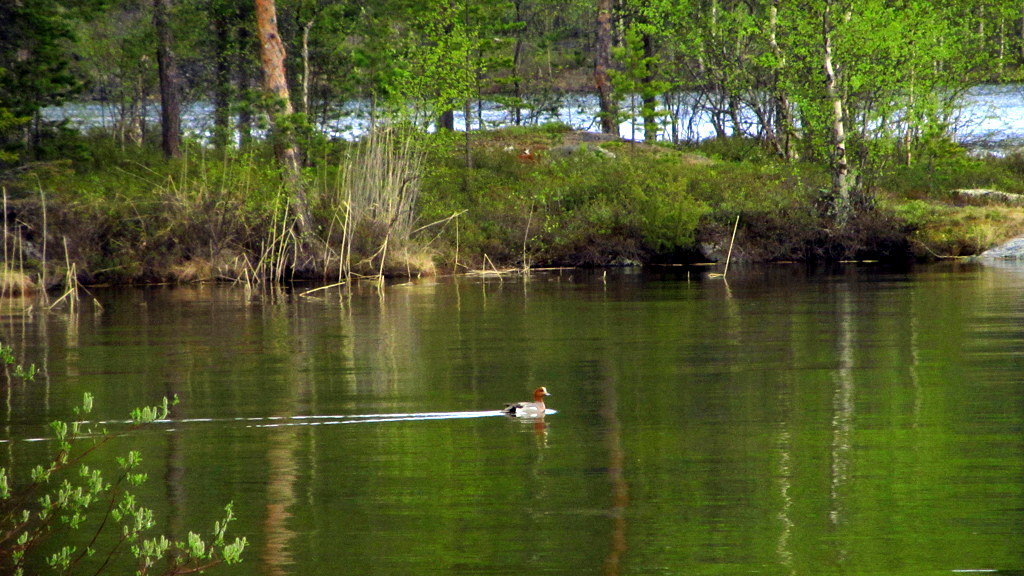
[980,237,1024,259]
[954,188,1024,206]
[549,143,616,159]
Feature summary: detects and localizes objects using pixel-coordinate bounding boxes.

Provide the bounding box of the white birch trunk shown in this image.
[822,1,850,213]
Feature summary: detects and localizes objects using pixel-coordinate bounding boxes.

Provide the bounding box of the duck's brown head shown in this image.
[533,387,551,401]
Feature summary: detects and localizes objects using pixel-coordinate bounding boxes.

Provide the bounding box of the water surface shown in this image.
[44,84,1024,149]
[2,264,1023,575]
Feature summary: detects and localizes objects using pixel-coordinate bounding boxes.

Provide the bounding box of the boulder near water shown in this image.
[980,237,1024,260]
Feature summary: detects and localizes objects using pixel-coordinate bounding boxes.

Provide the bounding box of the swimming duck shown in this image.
[502,387,550,417]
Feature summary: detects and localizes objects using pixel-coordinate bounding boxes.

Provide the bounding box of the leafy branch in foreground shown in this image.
[0,343,37,384]
[0,392,247,576]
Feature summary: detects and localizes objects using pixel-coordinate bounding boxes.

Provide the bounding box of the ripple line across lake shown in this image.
[0,410,558,442]
[250,410,557,427]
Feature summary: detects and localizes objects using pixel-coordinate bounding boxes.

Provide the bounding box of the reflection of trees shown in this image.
[830,284,854,539]
[164,370,186,542]
[260,302,314,576]
[775,427,794,574]
[594,278,629,576]
[262,429,299,576]
[600,372,628,576]
[351,286,420,396]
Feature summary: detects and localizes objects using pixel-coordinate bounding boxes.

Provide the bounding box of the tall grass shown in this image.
[334,126,429,280]
[18,132,438,287]
[0,187,35,298]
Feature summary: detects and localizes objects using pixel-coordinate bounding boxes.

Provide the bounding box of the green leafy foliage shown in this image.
[0,388,247,575]
[0,0,84,164]
[421,131,827,265]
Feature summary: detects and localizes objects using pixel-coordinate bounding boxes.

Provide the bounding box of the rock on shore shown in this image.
[980,237,1024,260]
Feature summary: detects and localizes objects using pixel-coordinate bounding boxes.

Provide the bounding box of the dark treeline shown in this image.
[1,0,1024,282]
[4,2,1023,184]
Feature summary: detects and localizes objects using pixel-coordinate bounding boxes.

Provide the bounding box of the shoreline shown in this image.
[4,126,1024,289]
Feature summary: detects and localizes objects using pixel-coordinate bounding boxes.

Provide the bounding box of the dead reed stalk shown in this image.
[709,215,740,279]
[48,237,79,312]
[338,125,426,279]
[0,188,34,298]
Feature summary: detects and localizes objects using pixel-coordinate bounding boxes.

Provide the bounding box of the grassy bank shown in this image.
[423,125,1024,267]
[3,125,1024,288]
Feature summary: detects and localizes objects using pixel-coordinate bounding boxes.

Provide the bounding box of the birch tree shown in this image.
[821,0,850,213]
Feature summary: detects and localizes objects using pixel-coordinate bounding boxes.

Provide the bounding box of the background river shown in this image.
[2,263,1023,575]
[45,84,1024,150]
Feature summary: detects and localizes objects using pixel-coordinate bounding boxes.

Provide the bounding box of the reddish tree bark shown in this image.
[594,0,618,136]
[255,0,313,239]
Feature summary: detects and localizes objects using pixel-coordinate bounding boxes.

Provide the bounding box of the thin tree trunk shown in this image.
[512,0,524,126]
[641,32,658,142]
[464,0,474,168]
[728,96,742,136]
[212,4,232,149]
[664,92,679,144]
[464,99,473,168]
[769,1,799,160]
[904,67,915,166]
[822,1,850,216]
[595,0,619,136]
[237,73,253,147]
[1019,5,1024,64]
[996,19,1006,76]
[154,0,182,158]
[438,110,455,131]
[255,0,314,240]
[235,10,254,148]
[301,18,314,116]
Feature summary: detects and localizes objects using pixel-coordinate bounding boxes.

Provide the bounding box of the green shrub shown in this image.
[0,344,246,576]
[878,150,1024,198]
[691,136,778,163]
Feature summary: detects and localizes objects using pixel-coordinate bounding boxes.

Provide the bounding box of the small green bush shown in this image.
[0,344,246,576]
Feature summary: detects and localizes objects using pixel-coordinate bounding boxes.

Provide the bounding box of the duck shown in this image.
[502,387,550,417]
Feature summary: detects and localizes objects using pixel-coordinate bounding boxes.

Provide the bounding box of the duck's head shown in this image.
[533,387,551,401]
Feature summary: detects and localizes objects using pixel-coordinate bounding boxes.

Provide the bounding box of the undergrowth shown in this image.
[4,127,1024,286]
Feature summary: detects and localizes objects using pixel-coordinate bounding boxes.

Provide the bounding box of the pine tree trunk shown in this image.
[154,0,182,158]
[255,0,314,241]
[595,0,619,136]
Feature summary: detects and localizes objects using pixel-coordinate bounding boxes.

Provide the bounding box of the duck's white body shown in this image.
[502,387,550,417]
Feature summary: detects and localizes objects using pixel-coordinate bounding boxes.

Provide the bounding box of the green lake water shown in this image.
[2,263,1023,575]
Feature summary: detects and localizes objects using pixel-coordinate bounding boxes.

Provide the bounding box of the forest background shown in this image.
[4,0,1024,287]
